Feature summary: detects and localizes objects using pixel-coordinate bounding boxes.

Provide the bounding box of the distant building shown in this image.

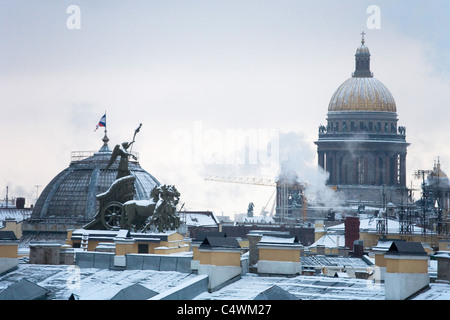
[419,159,450,238]
[274,173,306,222]
[0,199,32,240]
[315,34,409,206]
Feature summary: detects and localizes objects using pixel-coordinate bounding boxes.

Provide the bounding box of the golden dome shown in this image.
[328,33,397,113]
[328,77,396,112]
[431,160,448,179]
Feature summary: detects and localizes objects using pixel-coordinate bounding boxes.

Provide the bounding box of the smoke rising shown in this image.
[278,131,344,207]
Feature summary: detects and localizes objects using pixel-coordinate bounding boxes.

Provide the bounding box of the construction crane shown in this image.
[204,176,276,187]
[204,175,277,217]
[204,175,308,222]
[261,189,276,217]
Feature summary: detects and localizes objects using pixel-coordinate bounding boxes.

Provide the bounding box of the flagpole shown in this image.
[104,110,107,136]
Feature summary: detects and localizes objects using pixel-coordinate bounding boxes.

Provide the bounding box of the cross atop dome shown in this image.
[361,31,366,45]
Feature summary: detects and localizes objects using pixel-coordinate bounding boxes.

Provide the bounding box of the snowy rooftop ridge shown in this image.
[310,234,345,248]
[0,209,32,222]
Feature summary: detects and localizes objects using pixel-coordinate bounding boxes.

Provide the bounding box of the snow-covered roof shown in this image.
[310,234,345,249]
[327,217,432,234]
[180,211,219,227]
[1,263,449,300]
[253,285,298,300]
[70,228,180,243]
[0,264,200,300]
[434,251,450,259]
[110,283,158,300]
[371,239,399,252]
[301,255,372,268]
[413,282,450,300]
[0,278,49,300]
[194,273,385,300]
[259,235,299,245]
[0,208,32,222]
[242,216,275,224]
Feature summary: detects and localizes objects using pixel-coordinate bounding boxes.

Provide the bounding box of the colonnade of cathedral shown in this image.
[318,150,407,187]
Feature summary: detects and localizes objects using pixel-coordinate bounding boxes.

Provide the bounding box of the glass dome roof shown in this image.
[31,136,160,222]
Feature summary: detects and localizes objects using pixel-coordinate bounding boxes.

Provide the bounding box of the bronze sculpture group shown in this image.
[84,123,181,232]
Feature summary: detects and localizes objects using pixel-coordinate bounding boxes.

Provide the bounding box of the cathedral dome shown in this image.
[356,43,370,55]
[31,135,160,222]
[328,32,396,113]
[328,77,396,112]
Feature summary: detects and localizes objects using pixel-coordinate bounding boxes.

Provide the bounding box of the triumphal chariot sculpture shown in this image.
[84,123,180,232]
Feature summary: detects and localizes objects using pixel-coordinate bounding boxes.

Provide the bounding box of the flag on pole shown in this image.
[95,113,106,131]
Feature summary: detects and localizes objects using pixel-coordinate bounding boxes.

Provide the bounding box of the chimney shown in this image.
[384,241,429,300]
[198,237,242,292]
[353,240,364,258]
[16,197,25,209]
[344,216,360,251]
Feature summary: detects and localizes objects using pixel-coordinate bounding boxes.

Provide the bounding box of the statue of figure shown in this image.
[318,125,327,134]
[106,123,142,180]
[84,123,144,231]
[247,202,254,217]
[107,142,137,180]
[375,123,380,133]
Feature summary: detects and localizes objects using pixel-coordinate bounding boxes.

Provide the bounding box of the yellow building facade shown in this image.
[0,231,19,274]
[257,235,303,275]
[67,229,189,255]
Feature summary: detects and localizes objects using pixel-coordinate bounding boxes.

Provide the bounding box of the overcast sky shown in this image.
[1,1,449,217]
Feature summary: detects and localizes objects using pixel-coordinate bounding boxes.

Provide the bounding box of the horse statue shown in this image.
[125,184,181,232]
[123,198,157,231]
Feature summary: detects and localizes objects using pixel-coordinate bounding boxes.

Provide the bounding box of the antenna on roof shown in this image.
[5,186,8,208]
[35,185,41,202]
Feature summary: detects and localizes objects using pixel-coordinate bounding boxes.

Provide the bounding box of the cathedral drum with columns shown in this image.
[315,33,410,206]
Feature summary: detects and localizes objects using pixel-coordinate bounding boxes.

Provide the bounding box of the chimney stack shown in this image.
[384,241,429,300]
